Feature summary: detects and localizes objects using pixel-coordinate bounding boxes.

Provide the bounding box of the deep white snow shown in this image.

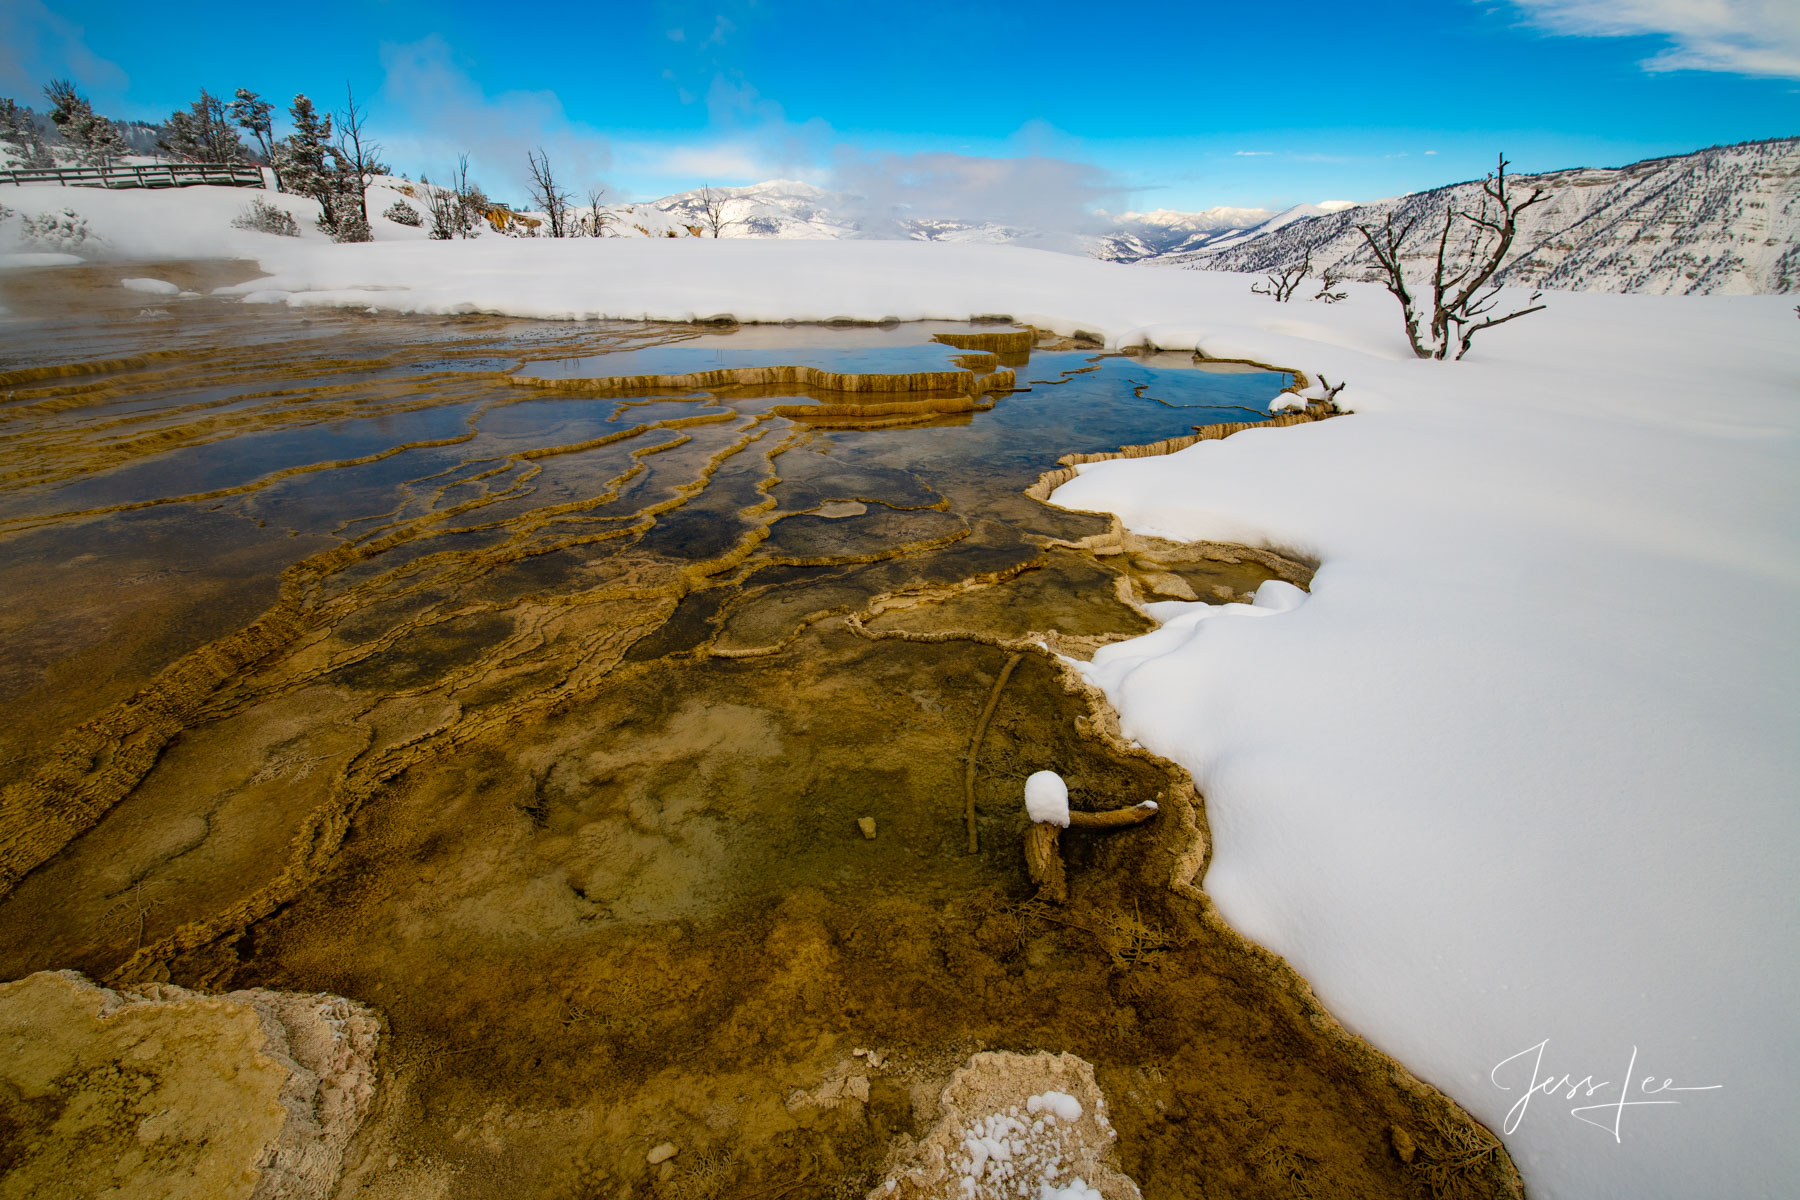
[0,198,1793,1199]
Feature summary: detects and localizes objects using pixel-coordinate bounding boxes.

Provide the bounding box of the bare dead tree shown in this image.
[1355,153,1550,360]
[525,149,574,237]
[427,182,462,240]
[335,85,386,223]
[582,185,614,237]
[428,154,487,239]
[698,185,739,238]
[453,154,488,237]
[1252,250,1310,301]
[1313,265,1347,303]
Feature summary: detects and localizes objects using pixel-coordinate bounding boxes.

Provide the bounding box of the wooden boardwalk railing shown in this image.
[0,163,267,190]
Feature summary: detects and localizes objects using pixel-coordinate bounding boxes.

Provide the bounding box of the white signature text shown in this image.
[1489,1040,1722,1142]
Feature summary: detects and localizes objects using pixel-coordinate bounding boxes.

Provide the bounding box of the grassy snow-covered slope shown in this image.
[1178,137,1800,294]
[0,174,440,261]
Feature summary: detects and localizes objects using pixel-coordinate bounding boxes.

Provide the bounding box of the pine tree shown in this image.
[43,79,126,166]
[228,89,274,161]
[159,89,246,163]
[0,99,51,167]
[326,195,372,243]
[271,94,348,230]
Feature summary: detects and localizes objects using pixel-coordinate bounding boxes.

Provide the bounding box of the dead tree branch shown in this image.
[1252,250,1311,302]
[582,185,614,237]
[525,148,574,238]
[698,185,740,238]
[1313,265,1347,303]
[1356,153,1551,360]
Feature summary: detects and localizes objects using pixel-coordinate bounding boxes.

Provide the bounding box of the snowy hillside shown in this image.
[1171,138,1800,294]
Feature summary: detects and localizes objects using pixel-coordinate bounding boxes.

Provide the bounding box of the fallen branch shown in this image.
[1068,801,1160,829]
[965,653,1023,852]
[1022,771,1159,902]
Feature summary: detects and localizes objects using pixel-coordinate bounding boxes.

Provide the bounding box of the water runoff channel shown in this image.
[0,260,1521,1200]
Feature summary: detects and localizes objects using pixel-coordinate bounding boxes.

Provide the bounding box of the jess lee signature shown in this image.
[1490,1040,1723,1141]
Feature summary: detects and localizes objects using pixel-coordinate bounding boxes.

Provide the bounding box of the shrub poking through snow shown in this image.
[232,196,300,237]
[21,208,92,253]
[382,199,422,227]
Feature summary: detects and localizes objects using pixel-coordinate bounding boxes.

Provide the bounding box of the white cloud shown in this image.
[1506,0,1800,78]
[0,0,126,102]
[376,36,613,198]
[1234,150,1272,156]
[829,149,1124,249]
[615,139,820,187]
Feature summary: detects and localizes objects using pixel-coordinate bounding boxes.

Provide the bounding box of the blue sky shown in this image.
[4,0,1797,216]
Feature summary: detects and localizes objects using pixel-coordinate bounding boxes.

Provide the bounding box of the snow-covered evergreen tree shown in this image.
[271,94,349,231]
[159,89,247,163]
[43,80,126,166]
[228,89,274,162]
[0,99,52,167]
[324,195,372,242]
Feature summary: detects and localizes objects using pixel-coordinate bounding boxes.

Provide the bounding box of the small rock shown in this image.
[658,1161,675,1182]
[1390,1124,1416,1164]
[1142,571,1198,601]
[857,817,877,840]
[646,1142,679,1165]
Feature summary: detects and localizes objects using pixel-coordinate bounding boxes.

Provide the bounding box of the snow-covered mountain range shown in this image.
[1169,137,1800,295]
[597,182,1357,262]
[1088,202,1359,262]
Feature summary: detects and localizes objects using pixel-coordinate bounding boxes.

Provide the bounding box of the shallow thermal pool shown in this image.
[0,260,1520,1200]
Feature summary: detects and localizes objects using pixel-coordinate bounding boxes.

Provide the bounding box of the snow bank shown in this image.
[1051,291,1799,1200]
[2,215,1792,1198]
[0,176,435,262]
